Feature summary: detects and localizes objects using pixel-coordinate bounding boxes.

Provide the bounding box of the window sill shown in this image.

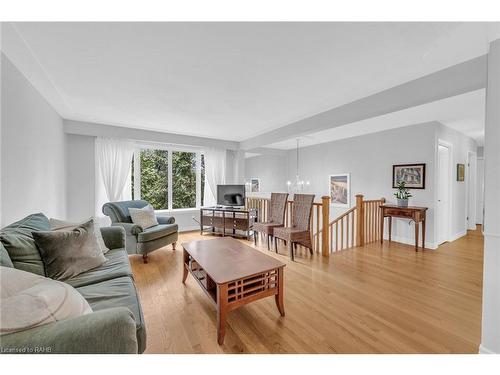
[155,208,199,215]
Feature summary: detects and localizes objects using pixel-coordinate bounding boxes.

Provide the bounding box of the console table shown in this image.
[200,207,257,240]
[379,205,428,251]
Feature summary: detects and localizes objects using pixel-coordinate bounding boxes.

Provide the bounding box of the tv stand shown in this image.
[200,207,257,240]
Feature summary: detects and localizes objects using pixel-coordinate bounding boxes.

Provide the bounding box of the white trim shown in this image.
[449,230,467,242]
[167,150,173,210]
[436,139,453,244]
[466,151,477,230]
[483,231,500,238]
[155,208,198,214]
[479,344,497,354]
[383,235,438,250]
[178,225,201,233]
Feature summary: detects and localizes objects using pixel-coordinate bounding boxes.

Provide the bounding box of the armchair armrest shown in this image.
[112,222,143,235]
[100,226,126,250]
[0,307,138,354]
[157,216,175,225]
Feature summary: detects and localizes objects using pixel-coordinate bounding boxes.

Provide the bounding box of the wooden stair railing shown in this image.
[246,194,385,256]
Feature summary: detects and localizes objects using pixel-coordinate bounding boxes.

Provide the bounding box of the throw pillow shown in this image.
[0,266,92,336]
[50,217,110,254]
[33,220,106,281]
[129,205,158,229]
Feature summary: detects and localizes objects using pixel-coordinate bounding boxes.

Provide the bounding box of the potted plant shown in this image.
[394,181,412,207]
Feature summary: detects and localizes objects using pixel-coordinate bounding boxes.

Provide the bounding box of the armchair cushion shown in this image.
[138,224,178,243]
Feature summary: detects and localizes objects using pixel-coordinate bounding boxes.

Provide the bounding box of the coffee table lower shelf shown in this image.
[182,248,285,344]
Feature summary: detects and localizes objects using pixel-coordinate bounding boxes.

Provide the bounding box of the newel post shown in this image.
[321,196,330,257]
[356,194,364,247]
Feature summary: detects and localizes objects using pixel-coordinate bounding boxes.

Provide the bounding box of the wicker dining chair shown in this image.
[252,193,289,250]
[273,194,315,261]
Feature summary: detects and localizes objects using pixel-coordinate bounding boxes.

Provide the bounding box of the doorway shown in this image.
[437,141,452,245]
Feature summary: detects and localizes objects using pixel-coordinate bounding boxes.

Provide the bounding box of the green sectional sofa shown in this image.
[0,213,146,354]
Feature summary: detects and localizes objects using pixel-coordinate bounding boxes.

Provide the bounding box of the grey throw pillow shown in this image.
[129,205,158,229]
[33,220,106,281]
[50,217,110,254]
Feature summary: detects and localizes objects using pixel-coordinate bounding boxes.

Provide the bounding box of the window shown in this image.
[132,145,204,210]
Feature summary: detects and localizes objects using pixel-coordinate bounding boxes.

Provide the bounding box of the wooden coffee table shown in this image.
[181,237,286,344]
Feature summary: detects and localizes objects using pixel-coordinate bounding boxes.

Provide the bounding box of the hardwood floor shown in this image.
[129,226,484,354]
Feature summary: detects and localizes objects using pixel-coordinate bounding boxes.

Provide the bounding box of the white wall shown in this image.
[245,154,288,193]
[1,53,66,224]
[66,134,95,221]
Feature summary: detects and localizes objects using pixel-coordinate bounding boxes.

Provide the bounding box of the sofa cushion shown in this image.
[76,276,146,353]
[0,213,50,276]
[137,223,178,243]
[64,248,133,288]
[0,243,14,268]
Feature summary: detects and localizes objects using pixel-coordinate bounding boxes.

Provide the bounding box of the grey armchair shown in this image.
[102,200,178,263]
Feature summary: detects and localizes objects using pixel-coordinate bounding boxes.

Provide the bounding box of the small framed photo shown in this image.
[250,178,260,192]
[457,164,465,182]
[329,174,350,207]
[392,163,426,189]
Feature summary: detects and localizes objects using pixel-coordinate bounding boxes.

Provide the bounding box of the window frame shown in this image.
[133,142,204,212]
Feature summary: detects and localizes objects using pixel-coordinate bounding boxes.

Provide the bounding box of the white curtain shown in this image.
[95,137,135,221]
[203,148,227,206]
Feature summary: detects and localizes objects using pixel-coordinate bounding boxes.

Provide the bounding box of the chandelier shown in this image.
[287,139,310,193]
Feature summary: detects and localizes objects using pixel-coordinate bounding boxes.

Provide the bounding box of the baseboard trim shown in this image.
[383,235,437,250]
[479,344,497,354]
[450,230,467,242]
[179,225,200,233]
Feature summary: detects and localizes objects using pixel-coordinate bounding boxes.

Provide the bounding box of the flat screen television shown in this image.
[217,184,246,207]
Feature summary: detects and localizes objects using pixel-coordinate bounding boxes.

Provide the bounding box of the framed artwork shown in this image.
[250,178,260,192]
[329,174,350,207]
[457,164,465,182]
[392,163,426,189]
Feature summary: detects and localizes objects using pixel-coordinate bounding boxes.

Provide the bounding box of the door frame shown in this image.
[465,151,477,230]
[435,139,453,244]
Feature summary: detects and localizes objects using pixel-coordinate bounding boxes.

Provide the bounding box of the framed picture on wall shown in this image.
[329,174,350,207]
[457,164,465,181]
[392,163,426,189]
[251,178,260,192]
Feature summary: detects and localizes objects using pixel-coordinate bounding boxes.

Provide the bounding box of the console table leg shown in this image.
[217,283,228,345]
[415,222,419,252]
[275,268,285,316]
[422,218,426,250]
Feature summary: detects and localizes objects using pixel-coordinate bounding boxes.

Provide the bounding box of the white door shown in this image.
[476,158,485,225]
[437,144,451,244]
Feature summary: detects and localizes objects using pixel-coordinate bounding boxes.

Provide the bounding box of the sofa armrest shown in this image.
[0,307,138,354]
[156,216,175,225]
[100,226,126,250]
[112,222,143,236]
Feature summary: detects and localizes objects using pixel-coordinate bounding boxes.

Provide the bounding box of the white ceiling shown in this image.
[267,89,486,149]
[3,22,500,143]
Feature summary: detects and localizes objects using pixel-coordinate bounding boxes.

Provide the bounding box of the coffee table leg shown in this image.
[182,249,189,284]
[275,268,285,316]
[217,283,228,345]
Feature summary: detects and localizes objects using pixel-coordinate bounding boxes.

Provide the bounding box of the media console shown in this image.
[199,206,258,240]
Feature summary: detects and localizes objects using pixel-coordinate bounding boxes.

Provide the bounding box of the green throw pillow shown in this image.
[32,219,106,281]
